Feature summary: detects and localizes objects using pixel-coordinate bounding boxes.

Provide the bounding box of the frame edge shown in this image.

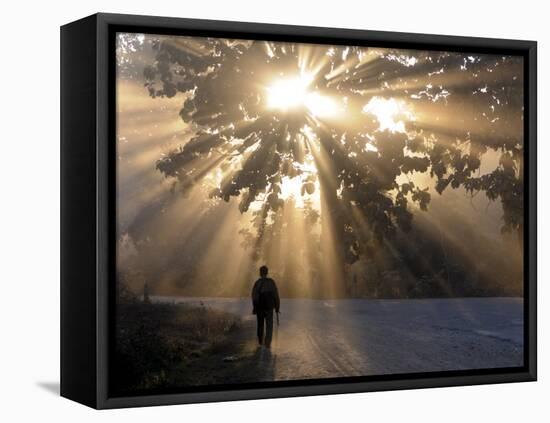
[89,12,537,409]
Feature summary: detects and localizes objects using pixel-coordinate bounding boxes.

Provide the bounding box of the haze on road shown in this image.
[155,297,524,381]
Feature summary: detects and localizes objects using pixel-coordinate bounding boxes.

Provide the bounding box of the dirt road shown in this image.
[160,297,524,381]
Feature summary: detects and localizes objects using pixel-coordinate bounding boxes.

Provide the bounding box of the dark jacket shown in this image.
[252,277,280,313]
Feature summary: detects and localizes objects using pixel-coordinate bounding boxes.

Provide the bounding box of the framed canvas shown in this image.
[60,13,537,409]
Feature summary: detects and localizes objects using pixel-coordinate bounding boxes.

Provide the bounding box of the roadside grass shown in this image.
[113,301,241,394]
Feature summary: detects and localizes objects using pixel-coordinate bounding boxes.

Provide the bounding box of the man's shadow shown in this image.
[222,341,278,384]
[251,346,277,382]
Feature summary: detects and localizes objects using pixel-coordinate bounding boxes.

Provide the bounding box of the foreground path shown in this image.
[167,297,524,381]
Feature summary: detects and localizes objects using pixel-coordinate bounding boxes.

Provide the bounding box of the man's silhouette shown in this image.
[251,265,280,348]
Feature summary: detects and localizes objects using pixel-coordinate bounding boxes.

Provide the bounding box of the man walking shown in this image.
[251,265,280,348]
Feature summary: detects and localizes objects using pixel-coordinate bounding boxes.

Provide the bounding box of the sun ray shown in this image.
[116,31,524,308]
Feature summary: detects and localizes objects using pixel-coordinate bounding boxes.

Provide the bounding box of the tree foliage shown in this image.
[142,35,524,267]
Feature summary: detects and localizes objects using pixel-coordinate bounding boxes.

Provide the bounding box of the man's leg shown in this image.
[264,310,274,348]
[257,312,265,345]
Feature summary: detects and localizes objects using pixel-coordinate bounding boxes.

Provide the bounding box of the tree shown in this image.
[141,35,524,296]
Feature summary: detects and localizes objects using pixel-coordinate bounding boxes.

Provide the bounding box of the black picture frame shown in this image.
[61,12,537,409]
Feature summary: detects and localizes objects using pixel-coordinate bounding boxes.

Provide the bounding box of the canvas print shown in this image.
[114,32,524,395]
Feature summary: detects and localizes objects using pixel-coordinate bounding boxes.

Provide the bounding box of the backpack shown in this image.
[257,278,274,310]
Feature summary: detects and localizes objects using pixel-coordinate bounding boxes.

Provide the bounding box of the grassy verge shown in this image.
[113,301,242,394]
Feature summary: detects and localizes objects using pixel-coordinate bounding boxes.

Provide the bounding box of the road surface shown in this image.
[155,297,524,381]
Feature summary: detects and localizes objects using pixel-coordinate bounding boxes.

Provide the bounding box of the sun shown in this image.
[266,74,312,110]
[266,73,340,118]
